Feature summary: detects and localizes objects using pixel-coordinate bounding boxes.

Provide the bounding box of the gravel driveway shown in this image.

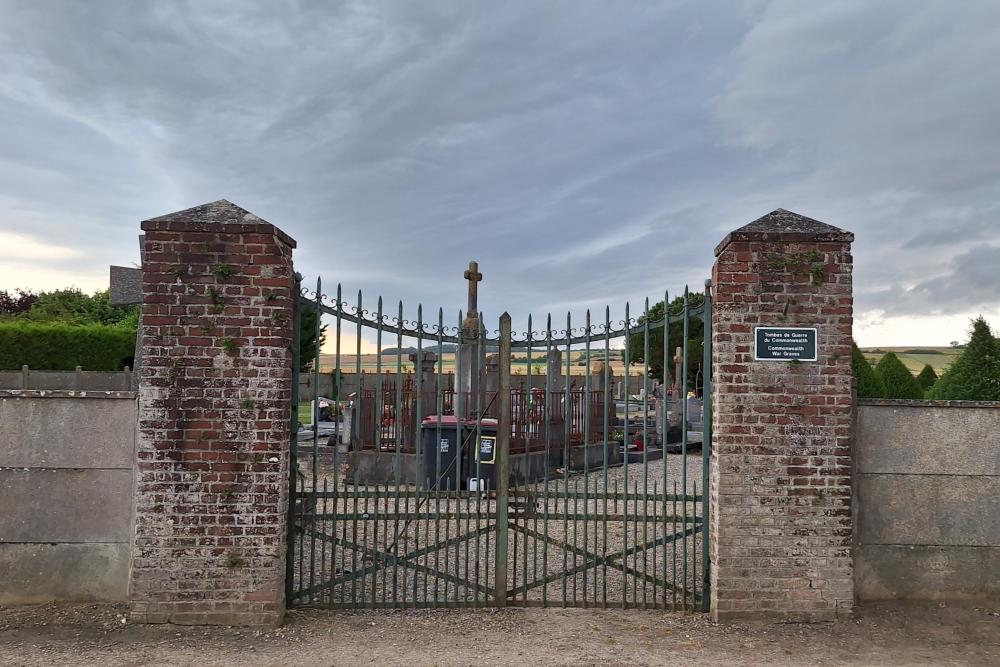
[2,601,998,666]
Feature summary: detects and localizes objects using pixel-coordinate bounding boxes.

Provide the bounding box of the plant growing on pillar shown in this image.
[166,358,184,385]
[207,287,225,312]
[224,552,244,568]
[213,263,234,279]
[765,249,828,285]
[223,337,239,355]
[875,352,923,399]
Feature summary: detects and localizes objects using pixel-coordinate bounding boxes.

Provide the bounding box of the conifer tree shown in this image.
[852,343,886,399]
[875,352,923,399]
[928,318,1000,401]
[916,364,938,392]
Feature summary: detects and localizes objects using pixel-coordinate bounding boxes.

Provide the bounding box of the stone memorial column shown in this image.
[409,350,438,421]
[128,200,296,627]
[710,209,854,621]
[454,261,483,417]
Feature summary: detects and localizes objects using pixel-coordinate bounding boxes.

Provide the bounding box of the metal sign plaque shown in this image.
[754,327,818,361]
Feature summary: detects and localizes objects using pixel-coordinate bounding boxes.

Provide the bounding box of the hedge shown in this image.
[875,351,923,400]
[0,320,137,371]
[852,343,885,398]
[915,364,938,391]
[929,317,1000,401]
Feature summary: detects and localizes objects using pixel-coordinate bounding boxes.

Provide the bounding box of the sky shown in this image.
[1,0,999,347]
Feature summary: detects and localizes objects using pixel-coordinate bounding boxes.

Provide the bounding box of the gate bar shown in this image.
[701,279,713,611]
[494,312,512,606]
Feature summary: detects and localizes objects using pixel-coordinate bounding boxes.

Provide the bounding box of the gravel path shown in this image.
[2,601,998,666]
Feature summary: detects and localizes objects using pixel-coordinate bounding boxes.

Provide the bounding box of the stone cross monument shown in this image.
[455,261,483,415]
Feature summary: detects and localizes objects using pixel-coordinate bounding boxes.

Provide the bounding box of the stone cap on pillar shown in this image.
[140,199,297,248]
[715,208,852,256]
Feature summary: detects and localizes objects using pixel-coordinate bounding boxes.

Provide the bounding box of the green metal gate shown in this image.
[287,276,712,610]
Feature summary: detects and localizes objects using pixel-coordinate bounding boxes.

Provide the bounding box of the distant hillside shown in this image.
[859,346,960,374]
[380,344,459,355]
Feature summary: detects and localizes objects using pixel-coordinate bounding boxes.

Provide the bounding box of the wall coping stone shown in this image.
[714,208,854,256]
[140,199,297,248]
[0,389,137,400]
[858,398,1000,409]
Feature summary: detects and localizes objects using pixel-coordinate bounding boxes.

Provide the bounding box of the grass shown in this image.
[297,402,313,426]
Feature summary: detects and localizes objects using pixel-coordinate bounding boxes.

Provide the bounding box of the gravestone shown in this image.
[545,349,563,392]
[484,353,500,393]
[672,346,683,394]
[408,350,438,421]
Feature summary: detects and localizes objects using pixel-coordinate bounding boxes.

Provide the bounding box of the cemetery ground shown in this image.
[1,600,998,666]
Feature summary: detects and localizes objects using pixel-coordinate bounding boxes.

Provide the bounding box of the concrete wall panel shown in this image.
[0,543,130,603]
[857,404,1000,476]
[855,402,1000,602]
[858,475,1000,546]
[856,545,1000,601]
[0,394,136,468]
[0,468,133,543]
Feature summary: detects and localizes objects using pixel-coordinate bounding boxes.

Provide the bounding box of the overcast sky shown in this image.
[2,1,999,346]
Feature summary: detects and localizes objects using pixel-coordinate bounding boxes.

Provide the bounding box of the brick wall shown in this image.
[129,200,296,627]
[709,209,854,621]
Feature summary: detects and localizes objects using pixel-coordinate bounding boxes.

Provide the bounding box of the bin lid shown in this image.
[421,415,461,426]
[420,415,498,427]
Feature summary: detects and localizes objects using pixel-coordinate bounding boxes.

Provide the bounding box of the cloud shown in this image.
[0,231,79,261]
[0,1,998,345]
[863,245,1000,316]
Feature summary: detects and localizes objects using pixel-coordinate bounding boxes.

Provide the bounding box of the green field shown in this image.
[859,347,960,375]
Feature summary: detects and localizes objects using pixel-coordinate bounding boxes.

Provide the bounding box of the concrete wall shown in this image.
[855,399,1000,602]
[0,367,134,391]
[0,389,136,603]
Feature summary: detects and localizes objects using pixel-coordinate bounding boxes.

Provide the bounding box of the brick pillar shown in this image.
[129,200,296,627]
[710,209,854,621]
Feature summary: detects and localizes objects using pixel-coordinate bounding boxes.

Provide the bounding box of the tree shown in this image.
[298,305,328,372]
[928,317,1000,401]
[20,288,137,326]
[0,289,38,316]
[625,292,705,392]
[852,343,885,398]
[915,364,938,392]
[875,352,923,399]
